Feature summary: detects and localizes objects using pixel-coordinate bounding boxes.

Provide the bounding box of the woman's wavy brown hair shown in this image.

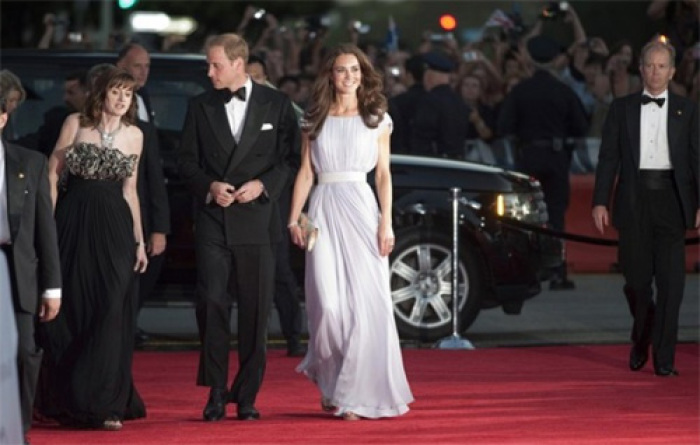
[80,67,137,128]
[304,44,387,140]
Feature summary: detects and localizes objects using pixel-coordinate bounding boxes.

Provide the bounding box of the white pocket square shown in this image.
[261,123,274,131]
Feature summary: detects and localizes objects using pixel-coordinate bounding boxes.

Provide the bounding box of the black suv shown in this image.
[1,49,562,341]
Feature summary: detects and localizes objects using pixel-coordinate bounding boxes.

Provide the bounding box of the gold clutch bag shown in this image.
[298,213,319,251]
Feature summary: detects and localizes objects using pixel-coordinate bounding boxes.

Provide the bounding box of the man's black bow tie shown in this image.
[219,86,246,103]
[641,94,665,107]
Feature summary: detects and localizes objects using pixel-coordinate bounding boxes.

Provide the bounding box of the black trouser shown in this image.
[274,237,302,345]
[16,312,41,435]
[618,171,686,369]
[194,226,274,407]
[274,188,302,346]
[137,248,165,309]
[516,144,571,232]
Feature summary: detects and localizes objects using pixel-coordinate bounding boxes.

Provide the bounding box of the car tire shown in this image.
[389,228,482,342]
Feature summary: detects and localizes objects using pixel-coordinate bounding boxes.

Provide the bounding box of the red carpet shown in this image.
[30,344,699,444]
[566,174,699,273]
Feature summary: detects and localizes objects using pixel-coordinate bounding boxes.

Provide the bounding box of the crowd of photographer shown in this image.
[222,2,698,173]
[11,0,700,169]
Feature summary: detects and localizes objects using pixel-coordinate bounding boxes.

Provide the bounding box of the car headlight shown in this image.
[495,192,548,224]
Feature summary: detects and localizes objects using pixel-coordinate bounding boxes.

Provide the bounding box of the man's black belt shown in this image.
[639,169,674,190]
[524,138,565,151]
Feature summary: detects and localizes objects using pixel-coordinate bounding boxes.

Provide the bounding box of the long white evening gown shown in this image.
[296,114,413,418]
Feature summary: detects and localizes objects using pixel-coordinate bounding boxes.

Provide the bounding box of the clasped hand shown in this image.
[210,180,264,207]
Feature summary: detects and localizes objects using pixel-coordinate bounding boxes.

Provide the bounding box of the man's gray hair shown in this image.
[639,39,676,67]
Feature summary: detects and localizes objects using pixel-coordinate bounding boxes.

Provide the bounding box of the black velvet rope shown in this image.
[497,217,700,247]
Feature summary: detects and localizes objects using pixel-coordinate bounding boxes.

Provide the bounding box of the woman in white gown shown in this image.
[288,44,413,420]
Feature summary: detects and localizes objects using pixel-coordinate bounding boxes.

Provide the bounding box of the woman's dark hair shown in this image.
[80,67,137,128]
[248,53,267,75]
[304,44,387,140]
[608,39,637,69]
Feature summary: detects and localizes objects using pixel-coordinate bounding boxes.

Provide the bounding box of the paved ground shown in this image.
[138,273,699,350]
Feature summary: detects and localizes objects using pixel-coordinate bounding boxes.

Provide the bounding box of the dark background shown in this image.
[0,1,667,54]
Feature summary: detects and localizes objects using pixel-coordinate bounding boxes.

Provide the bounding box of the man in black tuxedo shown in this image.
[0,97,62,444]
[117,43,156,122]
[593,39,699,377]
[178,33,300,421]
[117,46,171,343]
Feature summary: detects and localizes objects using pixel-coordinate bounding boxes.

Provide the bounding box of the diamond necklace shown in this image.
[96,122,122,149]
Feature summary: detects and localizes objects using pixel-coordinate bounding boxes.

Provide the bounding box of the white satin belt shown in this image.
[317,172,366,184]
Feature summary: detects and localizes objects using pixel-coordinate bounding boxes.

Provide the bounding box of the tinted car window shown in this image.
[148,77,206,131]
[4,52,210,144]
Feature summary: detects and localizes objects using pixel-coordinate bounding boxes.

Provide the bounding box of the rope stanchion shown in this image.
[435,188,474,350]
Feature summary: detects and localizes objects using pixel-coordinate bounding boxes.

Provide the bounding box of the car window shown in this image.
[3,58,209,142]
[148,77,206,131]
[5,65,63,139]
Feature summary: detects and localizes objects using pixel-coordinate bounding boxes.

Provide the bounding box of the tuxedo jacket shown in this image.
[138,88,156,123]
[3,139,61,313]
[592,92,699,229]
[178,82,300,245]
[136,120,170,237]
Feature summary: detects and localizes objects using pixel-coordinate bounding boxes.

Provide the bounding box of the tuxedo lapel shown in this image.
[3,143,26,242]
[203,95,236,156]
[666,93,683,158]
[225,83,270,175]
[626,95,642,168]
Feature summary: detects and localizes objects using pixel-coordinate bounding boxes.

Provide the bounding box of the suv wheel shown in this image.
[389,229,482,341]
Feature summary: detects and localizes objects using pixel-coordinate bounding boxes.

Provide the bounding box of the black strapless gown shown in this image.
[39,142,145,427]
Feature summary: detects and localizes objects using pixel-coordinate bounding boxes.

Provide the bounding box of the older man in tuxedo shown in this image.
[0,97,62,444]
[178,33,300,421]
[115,47,171,344]
[592,39,699,377]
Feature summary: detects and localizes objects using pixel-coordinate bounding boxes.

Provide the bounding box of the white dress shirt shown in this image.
[224,77,252,144]
[639,89,671,170]
[205,77,254,205]
[136,94,149,122]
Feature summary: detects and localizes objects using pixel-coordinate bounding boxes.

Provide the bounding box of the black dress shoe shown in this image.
[549,278,576,291]
[286,340,307,357]
[629,346,648,371]
[237,405,260,421]
[135,328,150,348]
[654,367,679,377]
[203,387,228,421]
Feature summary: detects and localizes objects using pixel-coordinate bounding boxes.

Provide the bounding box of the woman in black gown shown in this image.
[42,67,148,430]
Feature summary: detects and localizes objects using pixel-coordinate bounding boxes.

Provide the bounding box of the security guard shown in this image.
[498,35,588,289]
[389,55,426,154]
[409,51,469,158]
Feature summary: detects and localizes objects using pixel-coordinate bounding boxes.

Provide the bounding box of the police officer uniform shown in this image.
[498,35,588,232]
[389,56,427,154]
[409,52,469,158]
